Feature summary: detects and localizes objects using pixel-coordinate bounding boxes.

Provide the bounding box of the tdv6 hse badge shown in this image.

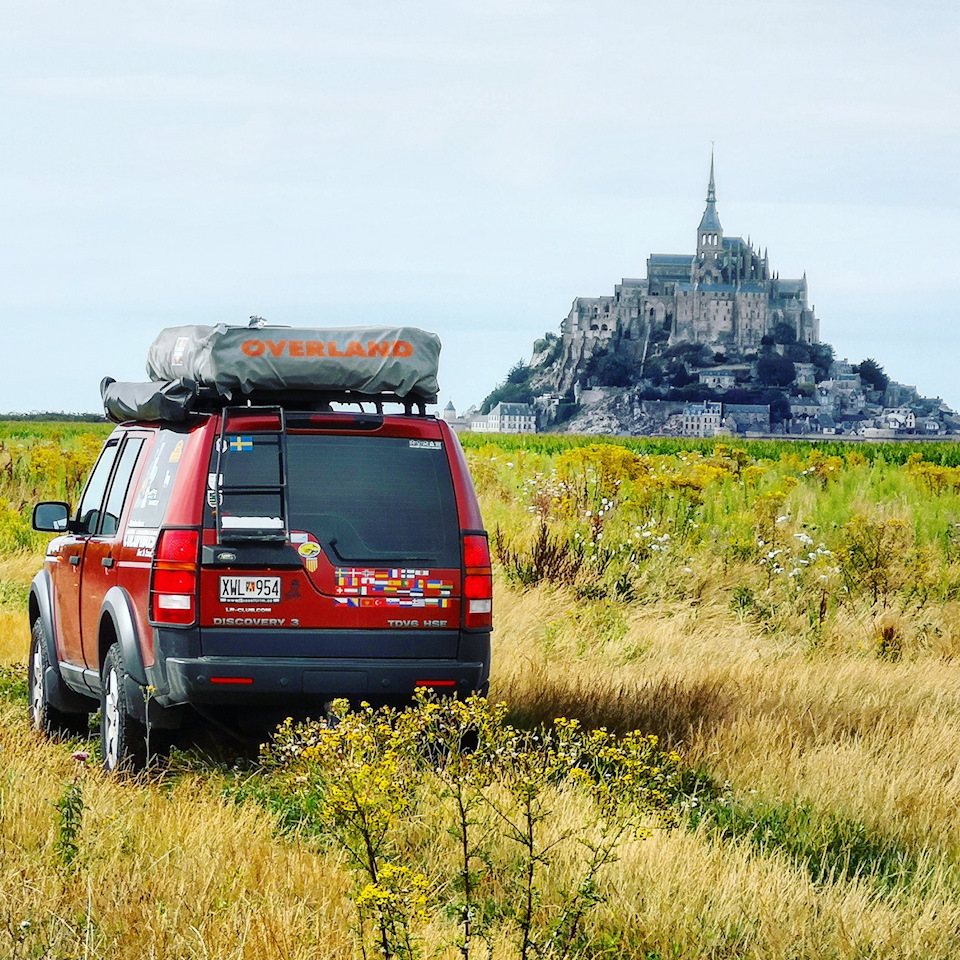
[388,619,448,628]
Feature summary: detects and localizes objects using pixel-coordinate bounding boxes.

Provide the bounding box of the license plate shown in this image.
[219,576,281,603]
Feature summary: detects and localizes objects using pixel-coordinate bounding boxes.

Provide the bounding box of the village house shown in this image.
[680,400,723,437]
[469,401,537,434]
[697,367,745,390]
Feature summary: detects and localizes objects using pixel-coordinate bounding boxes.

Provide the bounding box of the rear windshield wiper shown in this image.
[324,537,440,565]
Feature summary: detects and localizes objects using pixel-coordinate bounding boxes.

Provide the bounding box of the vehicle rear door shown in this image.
[79,434,148,667]
[197,412,463,657]
[48,437,120,668]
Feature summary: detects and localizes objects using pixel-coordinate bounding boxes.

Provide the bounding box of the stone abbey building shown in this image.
[551,156,820,392]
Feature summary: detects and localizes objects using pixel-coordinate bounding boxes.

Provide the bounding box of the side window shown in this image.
[100,438,145,536]
[127,431,189,530]
[74,440,120,535]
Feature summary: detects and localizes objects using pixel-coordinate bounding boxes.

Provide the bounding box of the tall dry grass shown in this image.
[489,577,960,956]
[492,577,960,842]
[0,700,360,959]
[0,551,39,663]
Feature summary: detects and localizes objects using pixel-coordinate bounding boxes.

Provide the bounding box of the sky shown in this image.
[2,0,958,415]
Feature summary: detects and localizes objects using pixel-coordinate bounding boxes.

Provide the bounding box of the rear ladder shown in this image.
[213,406,290,544]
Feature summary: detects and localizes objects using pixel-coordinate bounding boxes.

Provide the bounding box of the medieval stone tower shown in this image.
[550,155,820,392]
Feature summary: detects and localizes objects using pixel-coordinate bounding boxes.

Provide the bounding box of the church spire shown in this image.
[706,146,717,205]
[697,146,722,255]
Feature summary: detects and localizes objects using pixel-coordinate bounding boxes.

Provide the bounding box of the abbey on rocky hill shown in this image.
[550,154,819,393]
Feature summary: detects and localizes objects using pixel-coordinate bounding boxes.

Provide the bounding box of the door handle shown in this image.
[69,555,81,566]
[102,557,115,569]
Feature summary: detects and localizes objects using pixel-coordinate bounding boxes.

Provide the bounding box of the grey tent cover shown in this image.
[146,324,441,400]
[101,377,199,424]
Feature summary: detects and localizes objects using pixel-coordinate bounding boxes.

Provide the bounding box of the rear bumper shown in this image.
[164,656,489,705]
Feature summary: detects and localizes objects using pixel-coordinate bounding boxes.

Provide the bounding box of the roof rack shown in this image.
[101,378,434,424]
[193,386,432,417]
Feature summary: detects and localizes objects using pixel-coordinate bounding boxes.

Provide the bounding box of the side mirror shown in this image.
[33,501,71,533]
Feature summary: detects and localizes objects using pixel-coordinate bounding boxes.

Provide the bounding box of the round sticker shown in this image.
[298,540,321,572]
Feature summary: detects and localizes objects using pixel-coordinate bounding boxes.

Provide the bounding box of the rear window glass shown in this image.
[207,433,459,565]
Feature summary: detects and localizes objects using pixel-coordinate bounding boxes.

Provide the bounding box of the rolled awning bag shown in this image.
[146,324,441,401]
[101,377,199,423]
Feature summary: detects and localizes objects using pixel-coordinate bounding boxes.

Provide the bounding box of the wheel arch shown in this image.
[29,568,92,714]
[99,587,147,686]
[29,569,57,666]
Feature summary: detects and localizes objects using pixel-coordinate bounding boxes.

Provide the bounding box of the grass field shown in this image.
[4,424,960,957]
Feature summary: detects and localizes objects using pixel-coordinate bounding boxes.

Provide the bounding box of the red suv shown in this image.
[29,381,492,770]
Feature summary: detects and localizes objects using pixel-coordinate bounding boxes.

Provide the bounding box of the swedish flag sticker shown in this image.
[229,436,254,453]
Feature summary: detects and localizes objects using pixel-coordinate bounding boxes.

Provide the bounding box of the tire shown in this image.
[28,619,90,738]
[101,643,147,773]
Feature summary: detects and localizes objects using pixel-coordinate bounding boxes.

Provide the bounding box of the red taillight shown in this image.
[463,535,489,568]
[462,534,492,630]
[153,569,195,593]
[150,528,200,626]
[157,529,200,563]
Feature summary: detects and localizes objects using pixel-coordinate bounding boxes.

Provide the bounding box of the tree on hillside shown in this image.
[784,341,812,362]
[757,355,796,387]
[856,358,889,394]
[809,342,834,381]
[586,349,637,387]
[480,361,535,414]
[670,383,715,402]
[769,394,792,423]
[772,320,797,344]
[662,342,711,367]
[665,362,697,388]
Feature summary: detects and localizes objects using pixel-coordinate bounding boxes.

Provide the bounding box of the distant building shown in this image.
[724,403,771,434]
[881,408,916,433]
[680,401,722,437]
[470,402,537,434]
[789,400,821,418]
[441,401,472,434]
[517,152,951,439]
[698,370,737,390]
[883,382,921,408]
[817,374,866,415]
[817,413,838,434]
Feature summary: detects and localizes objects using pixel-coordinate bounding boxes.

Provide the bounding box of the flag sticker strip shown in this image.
[335,568,453,598]
[229,436,254,452]
[335,597,450,608]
